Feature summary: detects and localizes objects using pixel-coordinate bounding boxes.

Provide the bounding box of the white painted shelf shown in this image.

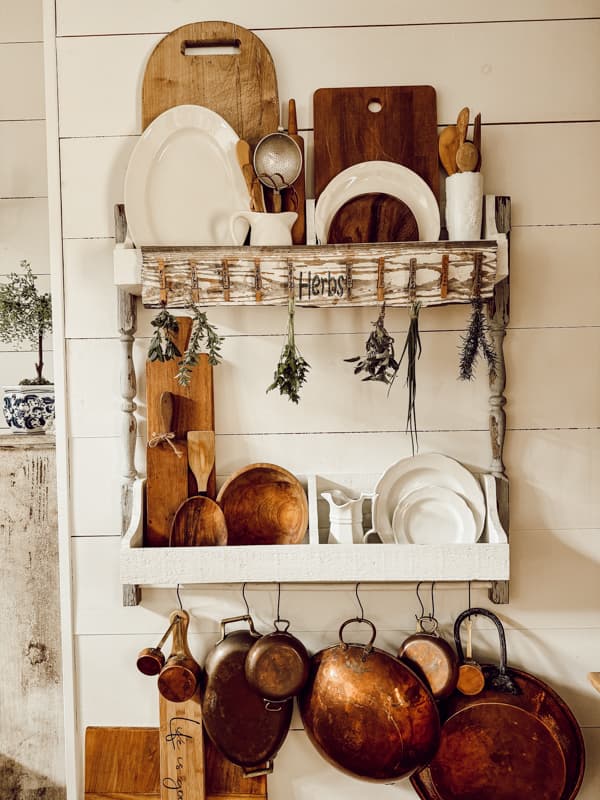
[121,472,509,587]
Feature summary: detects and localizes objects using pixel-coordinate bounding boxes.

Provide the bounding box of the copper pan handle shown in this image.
[218,614,259,642]
[338,617,376,658]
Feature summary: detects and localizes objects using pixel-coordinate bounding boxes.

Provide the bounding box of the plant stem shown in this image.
[37,330,44,382]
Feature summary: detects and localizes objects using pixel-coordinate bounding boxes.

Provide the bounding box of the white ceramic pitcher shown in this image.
[230,210,297,246]
[321,488,366,545]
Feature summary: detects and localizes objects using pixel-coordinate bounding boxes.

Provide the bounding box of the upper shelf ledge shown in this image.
[113,195,509,308]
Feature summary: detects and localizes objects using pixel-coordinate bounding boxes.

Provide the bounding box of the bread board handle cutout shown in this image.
[181,39,241,56]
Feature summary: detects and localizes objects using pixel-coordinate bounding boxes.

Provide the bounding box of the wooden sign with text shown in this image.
[159,689,205,800]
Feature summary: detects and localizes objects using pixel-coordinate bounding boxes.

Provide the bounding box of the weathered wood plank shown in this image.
[140,241,501,308]
[0,436,66,797]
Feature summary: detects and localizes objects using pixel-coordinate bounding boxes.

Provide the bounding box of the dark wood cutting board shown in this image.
[313,86,438,243]
[145,318,216,546]
[142,21,279,146]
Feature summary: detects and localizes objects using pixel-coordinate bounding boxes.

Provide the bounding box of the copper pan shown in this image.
[411,607,585,800]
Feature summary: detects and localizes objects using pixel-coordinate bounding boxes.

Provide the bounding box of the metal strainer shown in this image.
[253,132,302,212]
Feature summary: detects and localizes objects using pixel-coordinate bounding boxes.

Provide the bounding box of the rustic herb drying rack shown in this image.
[114,195,510,607]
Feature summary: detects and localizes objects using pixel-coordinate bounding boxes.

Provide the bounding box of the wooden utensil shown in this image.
[169,431,228,547]
[456,106,470,147]
[146,319,216,501]
[473,111,482,171]
[455,141,479,172]
[141,21,279,147]
[216,463,308,546]
[236,139,265,213]
[145,391,188,548]
[282,98,307,243]
[85,727,268,799]
[157,611,201,703]
[313,86,438,243]
[438,125,460,176]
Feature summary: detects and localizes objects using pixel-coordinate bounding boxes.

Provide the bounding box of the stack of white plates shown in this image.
[372,454,485,545]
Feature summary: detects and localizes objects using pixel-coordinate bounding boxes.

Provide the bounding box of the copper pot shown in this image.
[299,617,440,782]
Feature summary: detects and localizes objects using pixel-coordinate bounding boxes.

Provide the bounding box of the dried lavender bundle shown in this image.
[459,298,497,381]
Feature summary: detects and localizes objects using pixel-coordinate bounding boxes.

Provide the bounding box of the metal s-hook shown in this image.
[176,583,183,611]
[354,582,365,621]
[242,582,251,617]
[276,582,282,624]
[415,581,436,627]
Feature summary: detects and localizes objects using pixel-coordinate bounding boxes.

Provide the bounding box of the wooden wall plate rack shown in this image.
[115,196,510,607]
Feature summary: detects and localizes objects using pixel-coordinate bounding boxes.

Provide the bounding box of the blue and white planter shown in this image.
[3,385,55,433]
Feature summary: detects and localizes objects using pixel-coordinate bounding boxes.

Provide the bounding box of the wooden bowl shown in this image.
[216,463,308,546]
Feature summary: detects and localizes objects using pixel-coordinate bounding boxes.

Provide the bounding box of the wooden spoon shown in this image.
[438,125,460,176]
[236,139,265,213]
[456,141,480,173]
[473,111,482,171]
[169,431,227,546]
[456,106,470,147]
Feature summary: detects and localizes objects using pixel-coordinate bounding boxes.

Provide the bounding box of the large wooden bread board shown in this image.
[141,20,279,146]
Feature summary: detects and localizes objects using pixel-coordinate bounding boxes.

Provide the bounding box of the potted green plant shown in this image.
[0,261,54,433]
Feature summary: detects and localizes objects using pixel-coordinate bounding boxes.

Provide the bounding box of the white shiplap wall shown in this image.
[0,0,52,410]
[42,1,600,797]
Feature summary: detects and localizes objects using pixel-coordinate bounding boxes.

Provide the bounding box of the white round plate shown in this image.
[315,160,440,244]
[372,453,485,544]
[124,104,249,246]
[391,486,477,545]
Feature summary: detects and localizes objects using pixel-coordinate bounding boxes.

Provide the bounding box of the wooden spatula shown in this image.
[236,139,265,213]
[169,431,227,546]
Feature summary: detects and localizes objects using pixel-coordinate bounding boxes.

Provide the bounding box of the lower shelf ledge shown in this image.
[120,541,509,586]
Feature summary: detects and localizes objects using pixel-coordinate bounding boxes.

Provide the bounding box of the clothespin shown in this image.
[408,258,417,303]
[440,254,449,299]
[221,259,230,302]
[190,260,199,304]
[471,252,483,299]
[346,262,353,300]
[254,258,263,303]
[287,261,295,295]
[158,258,168,305]
[377,257,385,303]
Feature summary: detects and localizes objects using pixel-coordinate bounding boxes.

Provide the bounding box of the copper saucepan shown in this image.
[245,618,310,702]
[299,617,440,782]
[398,615,459,700]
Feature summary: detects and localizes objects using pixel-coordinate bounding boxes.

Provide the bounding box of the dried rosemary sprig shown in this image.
[398,301,422,455]
[459,298,497,381]
[267,295,310,404]
[176,306,224,386]
[344,303,399,384]
[148,308,181,362]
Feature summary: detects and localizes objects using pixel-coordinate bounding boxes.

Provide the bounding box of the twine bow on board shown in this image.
[148,431,183,458]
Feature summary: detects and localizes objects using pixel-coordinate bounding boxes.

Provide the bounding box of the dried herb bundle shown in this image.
[345,301,422,455]
[345,303,399,384]
[398,301,422,455]
[148,308,181,362]
[459,298,497,381]
[176,306,224,386]
[267,295,310,404]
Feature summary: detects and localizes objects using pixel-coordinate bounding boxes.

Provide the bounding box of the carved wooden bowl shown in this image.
[216,463,308,545]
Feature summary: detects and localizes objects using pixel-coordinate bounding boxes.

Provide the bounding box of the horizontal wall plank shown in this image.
[56,0,600,37]
[0,198,50,273]
[73,530,600,634]
[0,0,42,42]
[0,43,45,120]
[56,20,600,137]
[0,120,47,198]
[65,326,597,440]
[68,427,599,534]
[76,626,600,732]
[59,123,600,239]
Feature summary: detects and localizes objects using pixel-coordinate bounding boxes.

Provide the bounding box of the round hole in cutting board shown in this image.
[327,193,419,244]
[368,99,383,113]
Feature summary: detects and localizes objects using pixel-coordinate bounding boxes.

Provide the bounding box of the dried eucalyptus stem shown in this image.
[344,303,398,384]
[398,301,422,455]
[459,298,497,381]
[176,305,224,386]
[267,294,310,404]
[148,308,181,362]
